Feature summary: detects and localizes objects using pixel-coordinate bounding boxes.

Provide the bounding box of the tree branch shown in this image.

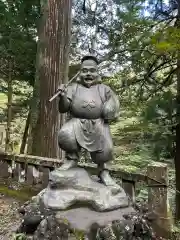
[145,68,177,101]
[0,69,8,77]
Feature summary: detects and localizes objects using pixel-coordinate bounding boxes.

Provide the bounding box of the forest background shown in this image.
[0,0,180,221]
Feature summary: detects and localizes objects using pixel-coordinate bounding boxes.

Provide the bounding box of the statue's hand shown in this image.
[57,84,67,97]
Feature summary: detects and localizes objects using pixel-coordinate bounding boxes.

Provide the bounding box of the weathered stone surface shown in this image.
[16,195,155,239]
[41,167,129,212]
[33,215,69,240]
[15,168,155,239]
[31,208,155,240]
[55,207,135,232]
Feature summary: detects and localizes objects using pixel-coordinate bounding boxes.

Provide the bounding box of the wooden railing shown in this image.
[0,152,172,238]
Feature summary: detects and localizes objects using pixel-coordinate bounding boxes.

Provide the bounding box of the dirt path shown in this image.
[0,194,22,240]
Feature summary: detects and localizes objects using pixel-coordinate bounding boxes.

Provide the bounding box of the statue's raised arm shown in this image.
[58,83,77,113]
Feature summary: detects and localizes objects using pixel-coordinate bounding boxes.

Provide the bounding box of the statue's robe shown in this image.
[58,83,119,163]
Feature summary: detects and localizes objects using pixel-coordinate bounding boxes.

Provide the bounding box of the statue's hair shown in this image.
[81,55,99,65]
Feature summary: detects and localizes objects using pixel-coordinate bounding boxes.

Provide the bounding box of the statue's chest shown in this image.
[74,86,102,107]
[71,85,103,118]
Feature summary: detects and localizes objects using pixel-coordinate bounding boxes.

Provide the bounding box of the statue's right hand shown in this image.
[57,84,67,97]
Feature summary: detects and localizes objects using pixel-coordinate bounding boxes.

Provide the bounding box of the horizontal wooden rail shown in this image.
[0,152,147,182]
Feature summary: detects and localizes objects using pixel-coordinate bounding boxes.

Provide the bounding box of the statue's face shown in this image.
[80,59,98,87]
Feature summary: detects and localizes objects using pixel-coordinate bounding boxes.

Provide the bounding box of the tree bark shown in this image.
[175,58,180,220]
[29,0,72,158]
[20,110,31,154]
[5,41,13,152]
[175,0,180,221]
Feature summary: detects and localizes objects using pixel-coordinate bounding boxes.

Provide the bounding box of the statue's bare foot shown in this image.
[99,170,123,195]
[58,160,77,171]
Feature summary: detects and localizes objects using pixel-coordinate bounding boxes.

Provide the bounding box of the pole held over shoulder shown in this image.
[49,71,80,102]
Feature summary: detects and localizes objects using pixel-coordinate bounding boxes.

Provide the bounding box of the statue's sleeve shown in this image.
[58,83,77,113]
[101,85,120,121]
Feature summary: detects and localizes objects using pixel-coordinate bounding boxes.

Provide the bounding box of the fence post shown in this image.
[26,164,34,185]
[42,167,50,188]
[0,160,10,178]
[122,179,135,202]
[147,162,172,238]
[13,162,21,181]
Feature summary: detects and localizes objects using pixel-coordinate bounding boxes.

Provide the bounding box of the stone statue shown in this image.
[15,56,155,239]
[57,55,120,189]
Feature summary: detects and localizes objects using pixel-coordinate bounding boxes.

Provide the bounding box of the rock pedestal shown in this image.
[16,168,155,239]
[41,167,129,212]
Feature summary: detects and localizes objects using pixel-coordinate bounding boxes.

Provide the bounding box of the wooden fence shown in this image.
[0,152,172,238]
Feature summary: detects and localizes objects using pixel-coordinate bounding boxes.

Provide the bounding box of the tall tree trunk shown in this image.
[5,51,12,152]
[175,0,180,221]
[29,0,72,158]
[27,47,41,154]
[20,110,31,154]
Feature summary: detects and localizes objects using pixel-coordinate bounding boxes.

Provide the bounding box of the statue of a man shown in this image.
[57,55,120,188]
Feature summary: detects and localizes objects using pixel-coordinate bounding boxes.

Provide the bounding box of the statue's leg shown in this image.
[91,149,122,194]
[90,147,117,185]
[58,120,80,170]
[90,127,121,193]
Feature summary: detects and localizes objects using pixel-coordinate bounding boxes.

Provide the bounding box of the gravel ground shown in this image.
[0,194,22,240]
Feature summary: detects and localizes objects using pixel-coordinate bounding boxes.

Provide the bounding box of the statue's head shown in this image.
[79,55,100,87]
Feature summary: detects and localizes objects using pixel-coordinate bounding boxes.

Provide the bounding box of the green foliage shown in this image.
[0,184,38,201]
[149,26,180,59]
[140,90,176,159]
[0,79,32,151]
[101,0,179,165]
[12,233,26,240]
[0,0,40,86]
[136,188,148,202]
[73,229,86,240]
